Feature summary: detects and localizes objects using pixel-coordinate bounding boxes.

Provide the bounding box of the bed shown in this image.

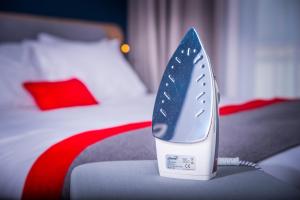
[0,12,299,199]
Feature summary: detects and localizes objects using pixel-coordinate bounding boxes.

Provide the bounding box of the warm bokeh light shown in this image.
[120,43,130,53]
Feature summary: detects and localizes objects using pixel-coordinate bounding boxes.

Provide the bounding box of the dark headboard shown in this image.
[0,12,124,43]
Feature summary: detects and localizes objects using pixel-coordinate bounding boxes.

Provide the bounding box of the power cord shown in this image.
[218,157,261,169]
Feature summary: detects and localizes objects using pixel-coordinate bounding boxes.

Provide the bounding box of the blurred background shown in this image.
[1,0,300,100]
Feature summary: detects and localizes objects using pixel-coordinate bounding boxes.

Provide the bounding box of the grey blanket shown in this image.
[63,100,300,198]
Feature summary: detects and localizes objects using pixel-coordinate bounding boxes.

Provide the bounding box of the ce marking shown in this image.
[185,164,191,169]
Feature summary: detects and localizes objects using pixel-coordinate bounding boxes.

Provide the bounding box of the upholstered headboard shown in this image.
[0,11,124,43]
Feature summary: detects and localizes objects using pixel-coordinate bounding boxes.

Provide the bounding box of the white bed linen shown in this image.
[0,95,155,199]
[29,37,147,101]
[0,42,39,108]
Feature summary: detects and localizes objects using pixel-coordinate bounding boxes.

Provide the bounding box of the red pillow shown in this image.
[23,78,98,110]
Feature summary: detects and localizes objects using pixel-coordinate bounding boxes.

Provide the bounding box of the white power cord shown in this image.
[218,157,261,169]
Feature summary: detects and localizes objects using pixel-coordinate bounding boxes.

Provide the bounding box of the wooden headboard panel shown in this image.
[0,12,124,43]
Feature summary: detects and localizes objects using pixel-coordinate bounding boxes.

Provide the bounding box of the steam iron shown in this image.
[152,28,220,180]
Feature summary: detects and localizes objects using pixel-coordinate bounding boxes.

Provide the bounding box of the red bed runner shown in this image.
[22,121,152,200]
[22,98,292,199]
[219,98,290,115]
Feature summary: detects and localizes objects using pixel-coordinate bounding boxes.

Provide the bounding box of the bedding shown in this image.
[0,96,299,199]
[0,43,24,61]
[29,35,147,101]
[0,49,38,108]
[23,78,98,110]
[0,34,147,110]
[0,95,154,199]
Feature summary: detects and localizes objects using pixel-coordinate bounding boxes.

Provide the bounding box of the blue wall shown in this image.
[0,0,128,38]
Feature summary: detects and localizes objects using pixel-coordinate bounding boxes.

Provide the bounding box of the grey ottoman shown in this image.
[70,160,300,200]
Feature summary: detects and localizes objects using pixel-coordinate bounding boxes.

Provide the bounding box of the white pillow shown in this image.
[0,42,25,62]
[30,35,147,101]
[0,42,38,108]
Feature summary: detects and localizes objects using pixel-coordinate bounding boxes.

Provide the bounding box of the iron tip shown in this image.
[180,27,201,50]
[188,27,197,33]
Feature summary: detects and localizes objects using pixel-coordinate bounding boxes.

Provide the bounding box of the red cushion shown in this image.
[23,78,98,110]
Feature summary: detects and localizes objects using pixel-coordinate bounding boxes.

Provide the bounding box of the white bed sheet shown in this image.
[0,95,155,199]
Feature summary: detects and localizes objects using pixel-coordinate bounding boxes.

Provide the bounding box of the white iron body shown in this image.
[152,28,219,181]
[155,81,218,180]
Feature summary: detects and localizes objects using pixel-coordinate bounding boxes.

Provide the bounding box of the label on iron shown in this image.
[166,155,195,170]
